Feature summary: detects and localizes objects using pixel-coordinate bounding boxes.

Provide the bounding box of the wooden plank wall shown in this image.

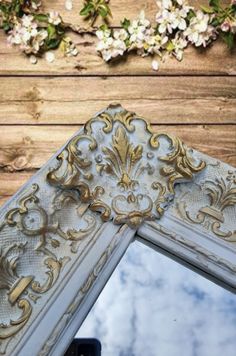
[0,0,236,207]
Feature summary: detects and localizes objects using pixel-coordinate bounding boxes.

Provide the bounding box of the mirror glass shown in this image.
[77,240,236,356]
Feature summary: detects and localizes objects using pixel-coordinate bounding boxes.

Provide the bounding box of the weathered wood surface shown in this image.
[0,0,235,207]
[0,32,235,75]
[0,124,235,169]
[0,123,235,206]
[0,0,235,75]
[42,0,230,26]
[0,77,236,124]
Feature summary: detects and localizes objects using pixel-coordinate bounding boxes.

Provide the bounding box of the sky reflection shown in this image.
[77,241,236,356]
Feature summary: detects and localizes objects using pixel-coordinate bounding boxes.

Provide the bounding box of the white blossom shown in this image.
[7,15,48,55]
[221,21,231,32]
[29,29,47,54]
[156,0,191,34]
[7,23,23,45]
[114,29,128,41]
[169,7,188,30]
[21,15,38,42]
[96,28,127,61]
[152,59,159,71]
[65,0,73,11]
[62,38,78,56]
[140,30,168,56]
[48,11,61,26]
[128,11,150,44]
[31,1,42,10]
[172,34,187,60]
[156,0,172,10]
[157,9,173,34]
[45,51,55,63]
[221,18,236,34]
[29,54,37,64]
[184,10,216,47]
[95,0,233,70]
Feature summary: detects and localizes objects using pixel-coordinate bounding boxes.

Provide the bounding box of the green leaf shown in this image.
[98,5,108,18]
[34,14,49,22]
[187,9,196,21]
[45,38,61,50]
[210,16,222,26]
[220,32,235,50]
[47,24,56,40]
[201,5,214,14]
[0,4,8,13]
[57,25,65,36]
[3,22,11,32]
[80,3,94,16]
[99,24,109,31]
[166,40,175,52]
[209,0,220,11]
[121,18,131,30]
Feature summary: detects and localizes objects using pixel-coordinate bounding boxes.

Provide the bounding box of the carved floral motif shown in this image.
[48,104,206,228]
[177,171,236,242]
[0,183,97,353]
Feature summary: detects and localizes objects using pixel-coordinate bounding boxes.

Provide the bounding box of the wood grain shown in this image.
[0,125,235,173]
[42,0,228,27]
[0,0,234,75]
[0,171,35,207]
[0,0,235,208]
[0,122,235,207]
[0,77,236,124]
[1,32,235,75]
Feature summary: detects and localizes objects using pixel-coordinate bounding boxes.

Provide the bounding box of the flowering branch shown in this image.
[0,0,95,63]
[0,0,235,67]
[80,0,112,26]
[96,0,236,70]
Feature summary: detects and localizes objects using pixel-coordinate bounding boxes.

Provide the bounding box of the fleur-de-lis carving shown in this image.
[98,126,143,190]
[47,104,205,228]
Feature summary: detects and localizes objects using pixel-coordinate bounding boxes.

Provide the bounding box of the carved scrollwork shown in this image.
[177,170,236,242]
[0,299,32,340]
[0,182,98,353]
[48,104,206,228]
[0,244,32,347]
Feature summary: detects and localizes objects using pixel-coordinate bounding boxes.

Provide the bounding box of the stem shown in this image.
[62,22,98,35]
[89,13,98,27]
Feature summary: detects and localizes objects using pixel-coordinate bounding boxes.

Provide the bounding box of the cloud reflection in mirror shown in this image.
[77,241,236,356]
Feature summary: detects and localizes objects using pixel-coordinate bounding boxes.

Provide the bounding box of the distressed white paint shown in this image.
[0,105,235,356]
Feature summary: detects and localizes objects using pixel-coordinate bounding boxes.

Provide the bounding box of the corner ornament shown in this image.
[47,104,206,228]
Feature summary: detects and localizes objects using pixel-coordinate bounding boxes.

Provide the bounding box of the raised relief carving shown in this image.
[39,231,121,356]
[0,243,32,343]
[0,184,98,354]
[177,171,236,242]
[48,104,206,228]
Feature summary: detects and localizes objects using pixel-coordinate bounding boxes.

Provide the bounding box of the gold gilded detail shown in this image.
[0,299,32,340]
[0,183,98,352]
[177,171,236,242]
[0,244,32,342]
[48,104,205,228]
[101,126,143,190]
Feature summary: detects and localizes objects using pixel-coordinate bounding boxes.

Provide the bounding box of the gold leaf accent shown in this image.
[102,126,143,190]
[47,104,206,228]
[0,299,32,340]
[177,171,236,243]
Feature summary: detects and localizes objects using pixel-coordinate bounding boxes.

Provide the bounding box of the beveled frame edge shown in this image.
[49,225,135,356]
[14,223,135,356]
[1,104,235,356]
[137,216,236,294]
